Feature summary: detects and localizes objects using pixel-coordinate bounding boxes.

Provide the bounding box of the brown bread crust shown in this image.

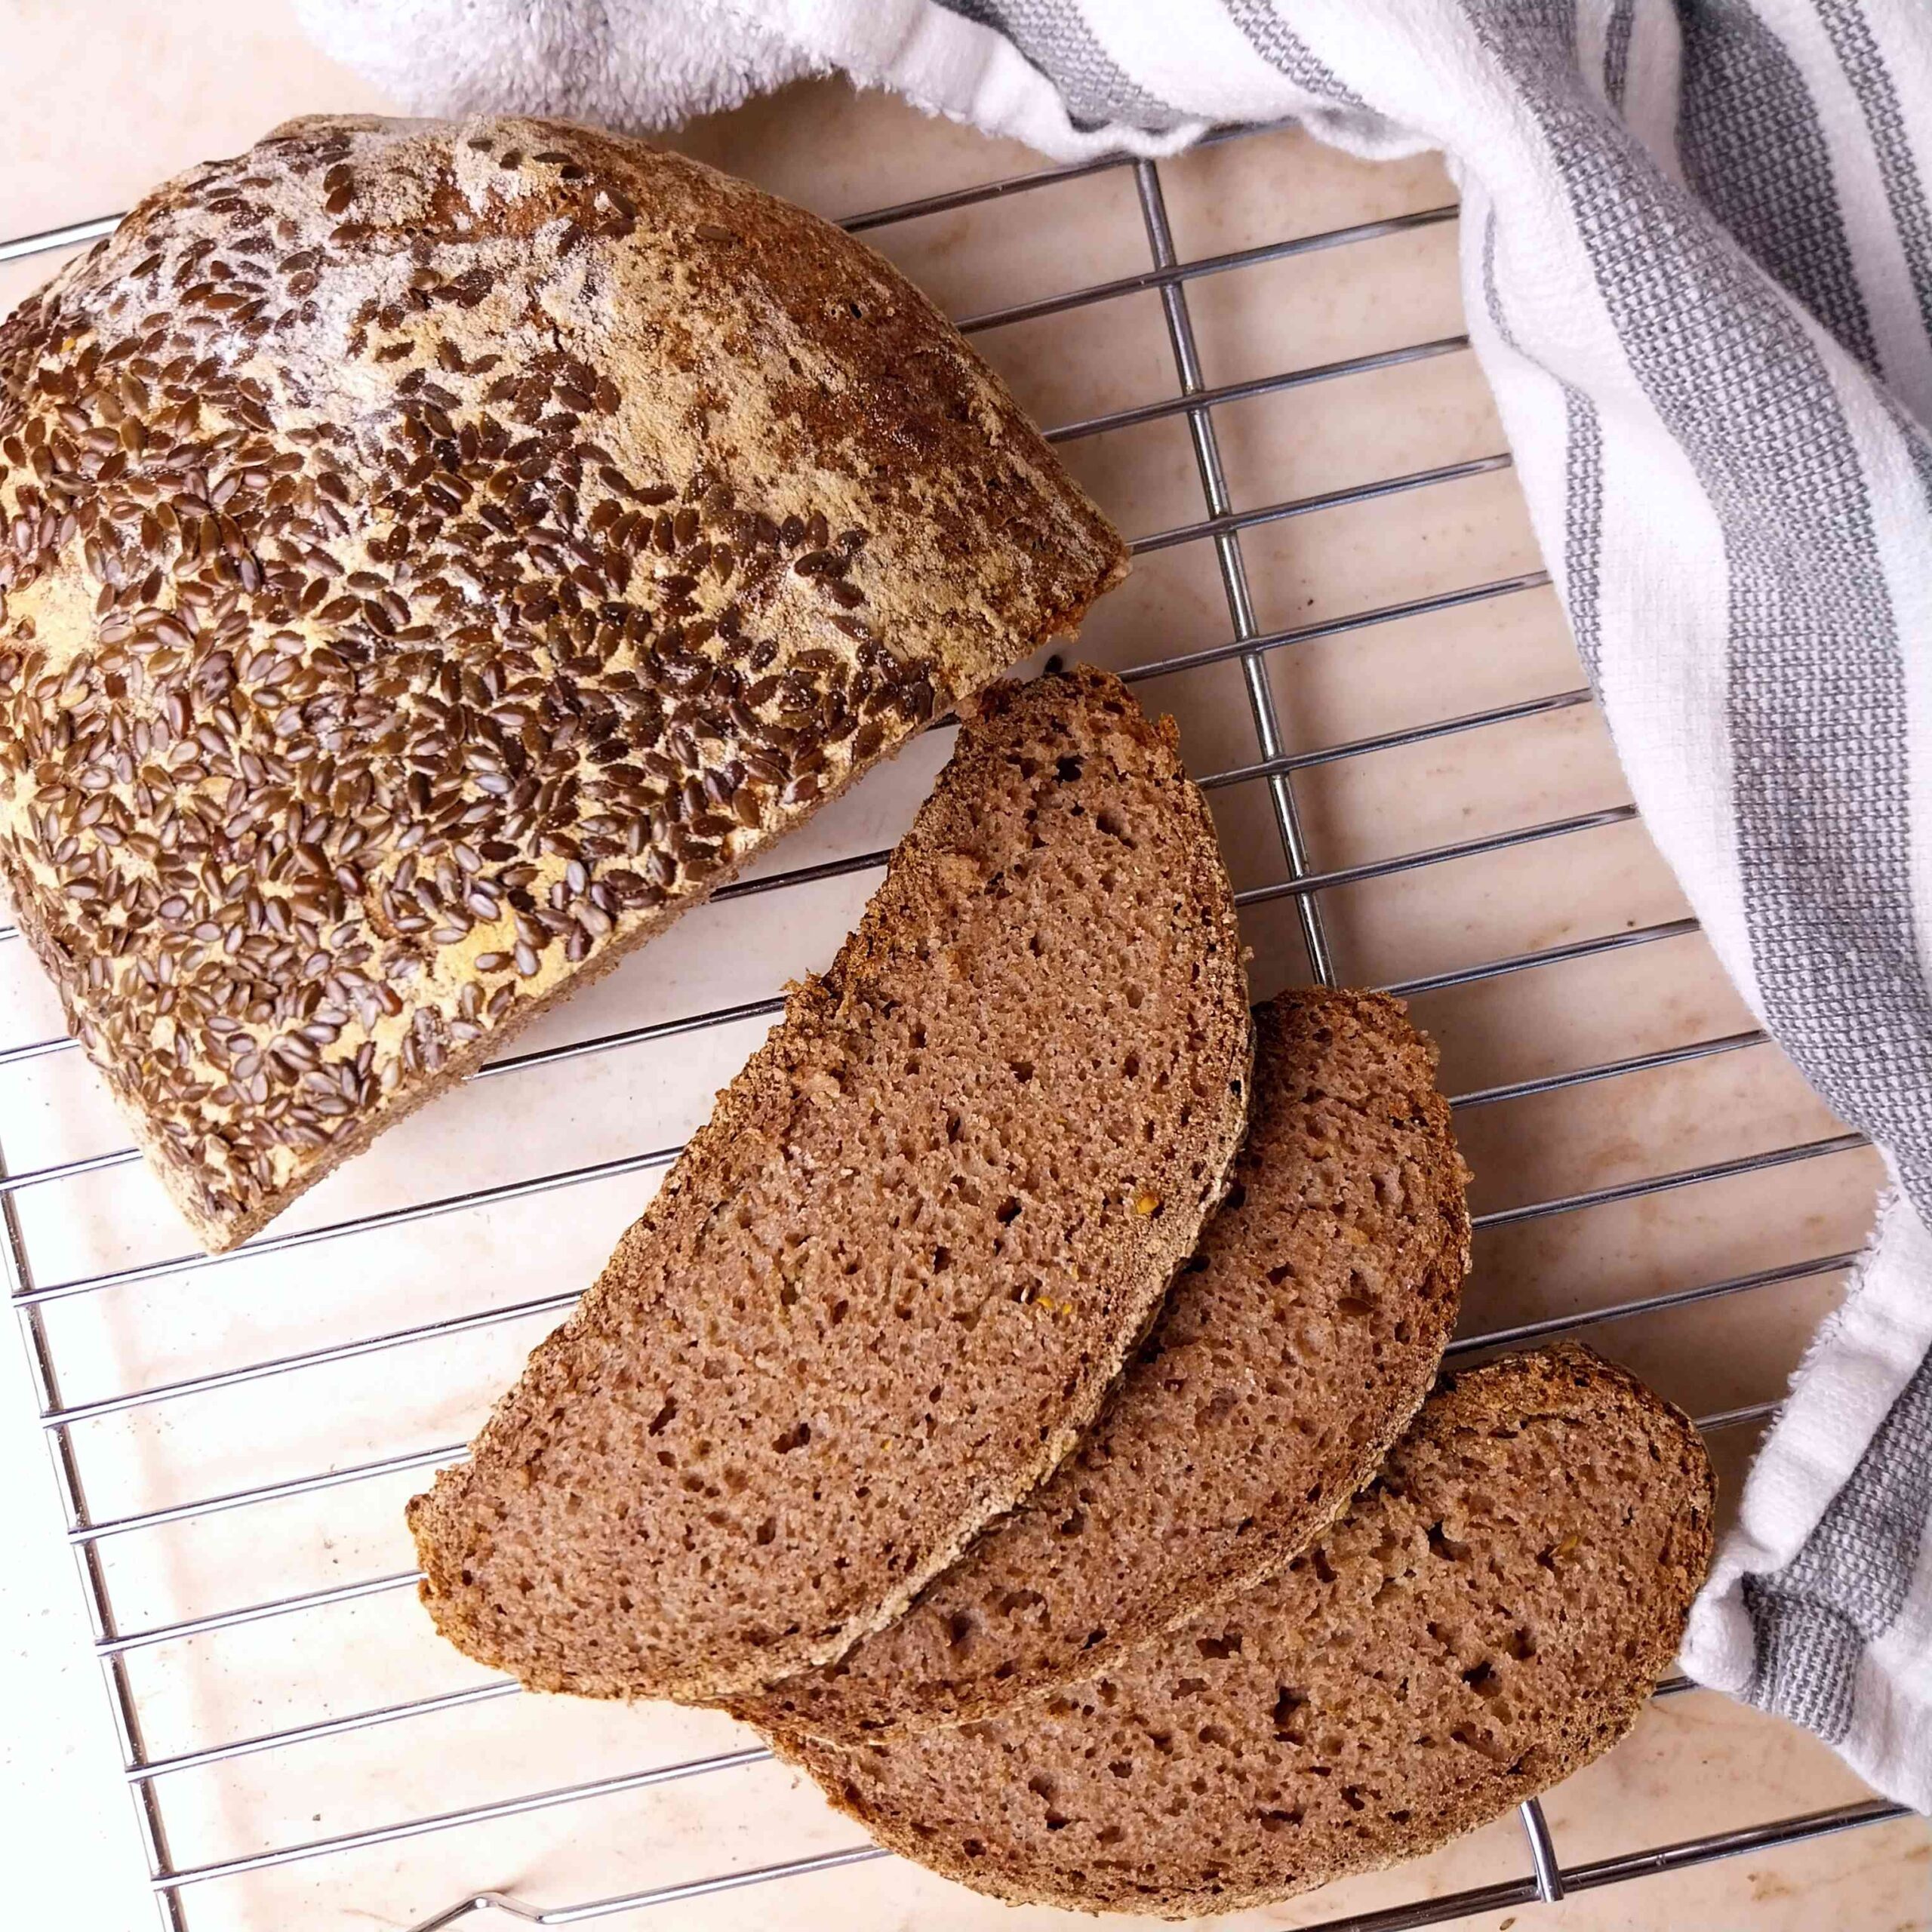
[0,112,1125,1251]
[737,987,1470,1742]
[779,1346,1715,1917]
[408,667,1252,1700]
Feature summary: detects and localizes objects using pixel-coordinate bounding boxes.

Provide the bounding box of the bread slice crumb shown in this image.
[777,1345,1715,1917]
[407,666,1252,1701]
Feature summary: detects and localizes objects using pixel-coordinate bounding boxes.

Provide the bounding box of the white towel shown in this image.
[298,0,817,128]
[297,0,1932,1812]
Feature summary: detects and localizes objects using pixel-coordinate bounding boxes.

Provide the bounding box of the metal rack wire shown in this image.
[2,128,1913,1932]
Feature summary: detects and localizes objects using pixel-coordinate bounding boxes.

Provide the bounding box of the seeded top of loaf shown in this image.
[0,113,1125,1251]
[781,1346,1714,1917]
[739,987,1470,1743]
[406,667,1252,1701]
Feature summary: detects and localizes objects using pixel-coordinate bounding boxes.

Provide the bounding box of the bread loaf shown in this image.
[407,667,1252,1700]
[738,988,1469,1742]
[780,1346,1714,1917]
[0,113,1125,1250]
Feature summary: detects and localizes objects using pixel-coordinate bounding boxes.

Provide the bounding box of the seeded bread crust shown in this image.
[778,1346,1715,1917]
[408,667,1252,1701]
[737,988,1470,1743]
[0,113,1125,1251]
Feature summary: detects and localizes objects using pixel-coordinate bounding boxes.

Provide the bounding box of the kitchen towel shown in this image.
[298,0,1932,1810]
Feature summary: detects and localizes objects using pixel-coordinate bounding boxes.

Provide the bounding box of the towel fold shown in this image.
[297,0,1932,1811]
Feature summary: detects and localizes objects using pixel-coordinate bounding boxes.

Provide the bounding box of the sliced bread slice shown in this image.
[779,1346,1714,1917]
[407,666,1253,1701]
[737,987,1470,1742]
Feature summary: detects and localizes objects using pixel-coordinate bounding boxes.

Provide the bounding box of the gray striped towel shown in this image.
[300,0,1932,1808]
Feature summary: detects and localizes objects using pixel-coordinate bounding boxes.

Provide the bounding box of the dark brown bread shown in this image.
[0,113,1125,1251]
[780,1346,1714,1917]
[737,988,1470,1743]
[408,667,1251,1700]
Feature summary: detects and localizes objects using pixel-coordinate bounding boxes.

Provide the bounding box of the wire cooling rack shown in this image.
[1,122,1918,1932]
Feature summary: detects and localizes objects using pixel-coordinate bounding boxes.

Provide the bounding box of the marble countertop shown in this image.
[0,4,1926,1928]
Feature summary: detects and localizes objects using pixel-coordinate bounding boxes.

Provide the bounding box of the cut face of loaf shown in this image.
[0,113,1126,1251]
[737,987,1471,1743]
[407,667,1253,1701]
[781,1346,1715,1918]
